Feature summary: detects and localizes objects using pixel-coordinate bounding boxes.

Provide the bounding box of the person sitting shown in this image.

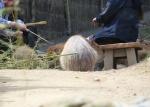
[0,0,27,51]
[87,0,143,45]
[87,0,143,70]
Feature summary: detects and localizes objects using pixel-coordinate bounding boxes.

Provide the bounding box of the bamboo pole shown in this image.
[26,21,47,27]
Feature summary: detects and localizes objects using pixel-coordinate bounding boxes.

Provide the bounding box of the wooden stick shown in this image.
[26,29,50,44]
[0,21,47,30]
[25,21,47,27]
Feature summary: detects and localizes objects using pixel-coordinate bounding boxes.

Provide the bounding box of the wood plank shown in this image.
[114,49,126,57]
[126,48,137,66]
[97,42,142,50]
[104,50,113,70]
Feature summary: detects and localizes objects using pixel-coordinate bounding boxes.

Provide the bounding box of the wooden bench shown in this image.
[98,42,142,70]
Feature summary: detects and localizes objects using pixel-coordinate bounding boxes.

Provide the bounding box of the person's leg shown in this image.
[95,37,125,45]
[22,30,29,45]
[24,28,38,48]
[22,30,38,48]
[0,31,9,52]
[86,35,94,41]
[28,32,38,48]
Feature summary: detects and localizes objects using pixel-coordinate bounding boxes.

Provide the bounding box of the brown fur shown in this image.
[47,43,64,55]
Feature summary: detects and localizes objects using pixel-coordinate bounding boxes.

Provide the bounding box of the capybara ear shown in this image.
[60,35,98,71]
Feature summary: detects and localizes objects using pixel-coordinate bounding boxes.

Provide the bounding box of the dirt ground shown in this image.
[0,58,150,107]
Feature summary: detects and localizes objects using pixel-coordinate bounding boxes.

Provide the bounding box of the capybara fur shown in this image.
[60,35,99,71]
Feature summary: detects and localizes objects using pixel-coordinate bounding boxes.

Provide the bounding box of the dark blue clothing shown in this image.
[91,0,142,44]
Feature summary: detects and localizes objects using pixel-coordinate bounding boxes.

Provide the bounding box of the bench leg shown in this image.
[126,48,137,66]
[104,50,113,70]
[135,49,139,63]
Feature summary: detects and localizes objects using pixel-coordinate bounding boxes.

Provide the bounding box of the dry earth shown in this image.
[0,58,150,107]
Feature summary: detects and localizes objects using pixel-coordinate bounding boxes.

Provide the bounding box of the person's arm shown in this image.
[95,0,126,24]
[0,17,27,30]
[0,17,11,24]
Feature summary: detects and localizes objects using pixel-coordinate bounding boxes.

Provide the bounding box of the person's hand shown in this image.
[9,21,17,28]
[92,17,97,22]
[9,21,27,31]
[16,23,27,31]
[92,17,98,27]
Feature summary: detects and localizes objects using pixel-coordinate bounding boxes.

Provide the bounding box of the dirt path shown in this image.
[0,59,150,107]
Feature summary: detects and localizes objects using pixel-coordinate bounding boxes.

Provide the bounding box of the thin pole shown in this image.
[26,29,51,44]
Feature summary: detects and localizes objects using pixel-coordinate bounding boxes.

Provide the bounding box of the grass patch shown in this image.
[0,41,60,69]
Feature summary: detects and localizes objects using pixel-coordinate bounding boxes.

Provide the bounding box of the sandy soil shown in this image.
[0,58,150,107]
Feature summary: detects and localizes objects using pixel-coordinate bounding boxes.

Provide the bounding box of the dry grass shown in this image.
[0,41,60,69]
